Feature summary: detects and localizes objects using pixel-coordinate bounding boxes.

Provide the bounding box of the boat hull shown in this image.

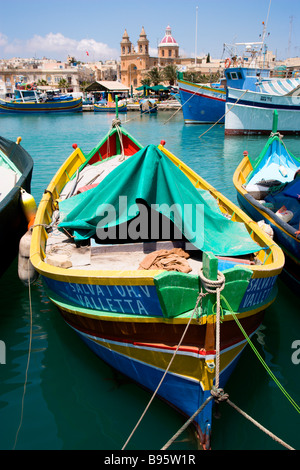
[178,80,226,124]
[233,136,300,293]
[30,124,284,447]
[0,97,82,113]
[237,192,300,291]
[48,286,271,446]
[94,104,127,113]
[0,138,33,276]
[225,88,300,135]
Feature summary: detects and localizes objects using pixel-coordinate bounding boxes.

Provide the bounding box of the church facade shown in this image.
[120,26,180,89]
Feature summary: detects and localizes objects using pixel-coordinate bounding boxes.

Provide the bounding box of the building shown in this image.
[120,25,225,89]
[0,58,94,94]
[120,27,159,89]
[158,25,179,66]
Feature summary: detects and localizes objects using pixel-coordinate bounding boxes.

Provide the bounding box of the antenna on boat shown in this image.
[260,0,271,56]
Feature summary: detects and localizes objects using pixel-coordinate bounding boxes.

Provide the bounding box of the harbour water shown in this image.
[0,110,299,451]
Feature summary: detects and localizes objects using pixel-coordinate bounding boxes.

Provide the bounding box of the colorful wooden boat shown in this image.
[233,111,300,292]
[0,135,34,276]
[225,79,300,135]
[139,98,158,114]
[29,118,284,448]
[0,87,82,114]
[177,65,271,125]
[94,102,127,113]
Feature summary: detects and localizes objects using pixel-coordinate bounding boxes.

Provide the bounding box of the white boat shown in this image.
[224,78,300,135]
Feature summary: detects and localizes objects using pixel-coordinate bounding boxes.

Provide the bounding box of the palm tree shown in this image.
[146,67,163,86]
[141,78,151,86]
[162,64,178,86]
[37,79,48,86]
[58,78,68,92]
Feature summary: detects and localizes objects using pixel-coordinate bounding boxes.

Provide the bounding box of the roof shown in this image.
[85,81,130,92]
[159,25,178,47]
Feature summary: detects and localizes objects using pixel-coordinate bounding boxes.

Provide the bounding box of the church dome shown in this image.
[159,25,178,47]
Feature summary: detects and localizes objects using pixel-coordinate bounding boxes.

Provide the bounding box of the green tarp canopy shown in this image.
[135,85,151,91]
[149,85,169,91]
[58,145,261,256]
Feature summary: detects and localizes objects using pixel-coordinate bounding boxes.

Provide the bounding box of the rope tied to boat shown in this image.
[111,118,122,128]
[210,386,229,403]
[122,288,208,450]
[199,267,225,389]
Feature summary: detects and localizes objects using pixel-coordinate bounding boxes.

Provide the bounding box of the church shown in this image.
[120,25,180,89]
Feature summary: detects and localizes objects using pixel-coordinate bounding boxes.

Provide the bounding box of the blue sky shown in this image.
[0,0,299,62]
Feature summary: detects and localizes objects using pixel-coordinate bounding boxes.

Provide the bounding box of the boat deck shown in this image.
[45,227,203,274]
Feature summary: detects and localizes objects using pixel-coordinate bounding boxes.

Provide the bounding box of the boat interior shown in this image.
[43,149,263,275]
[0,149,21,202]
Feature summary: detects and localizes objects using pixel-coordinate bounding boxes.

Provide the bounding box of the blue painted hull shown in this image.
[73,324,248,447]
[179,88,225,124]
[0,98,82,113]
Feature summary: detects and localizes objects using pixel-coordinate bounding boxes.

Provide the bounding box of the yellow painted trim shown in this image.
[177,79,226,96]
[159,145,284,278]
[30,139,284,286]
[234,155,300,245]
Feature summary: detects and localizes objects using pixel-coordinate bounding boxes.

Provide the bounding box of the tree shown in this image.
[206,53,211,63]
[141,77,151,86]
[162,64,178,86]
[37,79,48,86]
[58,78,68,91]
[145,67,163,86]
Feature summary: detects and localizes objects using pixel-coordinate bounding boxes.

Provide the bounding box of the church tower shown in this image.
[120,27,151,89]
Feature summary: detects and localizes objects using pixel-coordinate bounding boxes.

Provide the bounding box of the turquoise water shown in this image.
[0,111,299,451]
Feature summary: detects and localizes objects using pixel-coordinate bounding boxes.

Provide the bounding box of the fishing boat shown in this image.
[29,115,284,449]
[94,92,127,113]
[177,66,275,125]
[0,84,82,114]
[139,98,158,114]
[177,36,272,124]
[94,102,127,113]
[225,78,300,135]
[233,111,300,291]
[0,135,34,276]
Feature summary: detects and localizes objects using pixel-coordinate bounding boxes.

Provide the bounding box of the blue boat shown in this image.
[178,66,271,124]
[94,102,127,113]
[233,111,300,292]
[0,85,82,113]
[139,98,158,114]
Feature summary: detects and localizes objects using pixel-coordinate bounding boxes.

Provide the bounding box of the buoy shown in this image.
[276,206,293,223]
[258,220,274,239]
[20,188,37,228]
[279,165,288,178]
[18,230,39,285]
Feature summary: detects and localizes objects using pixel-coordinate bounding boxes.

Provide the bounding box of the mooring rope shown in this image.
[12,260,33,449]
[163,88,199,125]
[198,88,249,139]
[122,289,208,450]
[161,282,297,451]
[198,268,225,388]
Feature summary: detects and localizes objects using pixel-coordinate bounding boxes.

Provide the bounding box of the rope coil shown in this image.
[198,269,225,294]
